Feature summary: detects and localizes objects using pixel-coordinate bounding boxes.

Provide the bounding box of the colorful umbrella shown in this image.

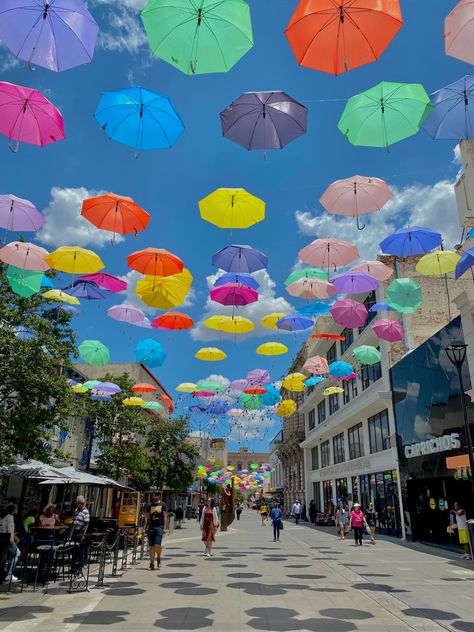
[303,355,329,375]
[160,393,174,412]
[78,273,127,293]
[43,289,79,305]
[44,246,104,275]
[416,251,460,275]
[0,0,98,72]
[351,260,393,281]
[123,397,145,407]
[423,76,474,140]
[128,247,184,277]
[369,301,396,313]
[331,298,368,328]
[353,345,381,366]
[305,376,324,387]
[214,272,259,290]
[227,408,246,417]
[276,400,297,417]
[379,227,442,256]
[207,400,231,415]
[83,380,101,390]
[199,188,264,230]
[299,238,359,271]
[136,269,193,309]
[329,361,354,379]
[282,374,306,392]
[445,0,474,65]
[386,278,422,314]
[67,280,108,300]
[143,401,163,411]
[135,338,166,367]
[262,384,281,406]
[372,318,404,343]
[93,382,121,394]
[197,380,223,392]
[284,267,328,285]
[320,175,393,230]
[296,301,334,317]
[204,315,254,334]
[212,244,267,273]
[41,276,55,289]
[260,312,286,329]
[152,312,194,331]
[0,194,44,232]
[6,265,43,298]
[78,340,110,365]
[131,383,156,393]
[141,0,253,75]
[107,304,147,325]
[0,81,64,150]
[195,347,227,361]
[455,246,474,279]
[91,394,112,402]
[176,382,197,393]
[256,342,288,356]
[286,277,336,300]
[285,0,403,75]
[94,87,185,153]
[323,386,344,396]
[82,193,150,240]
[338,81,433,149]
[193,391,216,397]
[210,282,258,306]
[49,304,79,316]
[72,384,88,394]
[330,271,379,294]
[247,368,270,386]
[220,91,308,152]
[311,332,346,341]
[230,379,248,391]
[276,313,314,331]
[0,241,49,270]
[241,393,264,410]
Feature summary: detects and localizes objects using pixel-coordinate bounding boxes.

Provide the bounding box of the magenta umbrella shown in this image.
[79,273,127,293]
[303,355,329,375]
[372,318,404,342]
[351,260,393,282]
[107,304,146,325]
[0,240,49,270]
[0,194,44,232]
[0,82,64,151]
[299,238,359,273]
[331,271,379,294]
[210,282,258,306]
[286,277,336,299]
[331,298,368,328]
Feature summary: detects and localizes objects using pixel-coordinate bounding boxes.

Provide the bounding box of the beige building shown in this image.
[207,438,228,469]
[227,447,270,472]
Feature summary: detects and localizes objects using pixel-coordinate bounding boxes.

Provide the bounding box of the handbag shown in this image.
[365,524,371,536]
[279,520,284,530]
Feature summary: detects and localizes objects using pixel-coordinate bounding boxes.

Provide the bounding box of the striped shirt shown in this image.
[73,507,90,533]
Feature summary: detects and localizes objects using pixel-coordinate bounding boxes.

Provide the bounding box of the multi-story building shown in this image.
[269,430,284,490]
[207,438,227,469]
[227,447,270,472]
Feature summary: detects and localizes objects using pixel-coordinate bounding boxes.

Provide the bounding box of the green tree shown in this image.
[0,266,76,465]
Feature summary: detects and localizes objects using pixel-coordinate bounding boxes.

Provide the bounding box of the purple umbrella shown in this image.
[206,400,230,415]
[212,244,268,273]
[230,379,248,391]
[66,280,109,300]
[107,304,147,325]
[331,271,380,294]
[214,272,260,290]
[276,313,314,331]
[220,91,308,151]
[246,369,270,387]
[0,0,99,72]
[0,194,44,232]
[93,382,122,394]
[91,394,112,402]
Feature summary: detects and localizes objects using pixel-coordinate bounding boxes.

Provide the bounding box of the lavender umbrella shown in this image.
[107,304,147,325]
[207,400,231,415]
[220,91,308,152]
[93,382,122,394]
[230,379,248,391]
[246,369,270,386]
[331,271,379,294]
[0,0,99,72]
[0,194,44,232]
[212,244,268,273]
[276,313,314,331]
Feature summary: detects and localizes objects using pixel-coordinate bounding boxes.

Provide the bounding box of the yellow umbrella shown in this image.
[199,188,265,229]
[136,268,193,309]
[260,312,286,329]
[282,373,306,392]
[195,347,227,361]
[323,386,344,396]
[44,246,104,274]
[416,251,460,275]
[43,289,80,305]
[123,397,145,406]
[176,382,197,393]
[204,315,254,334]
[277,400,297,417]
[257,341,288,356]
[71,384,88,393]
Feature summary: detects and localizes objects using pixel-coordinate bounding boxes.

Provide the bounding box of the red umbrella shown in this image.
[160,393,174,413]
[127,248,184,277]
[310,333,346,341]
[244,387,267,395]
[152,312,194,331]
[131,383,157,393]
[82,193,150,241]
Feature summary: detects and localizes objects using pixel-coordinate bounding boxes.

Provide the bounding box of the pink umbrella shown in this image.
[246,368,271,386]
[287,277,336,299]
[107,304,146,325]
[331,271,379,294]
[0,194,44,232]
[0,82,64,151]
[372,318,404,342]
[320,175,392,230]
[228,408,246,417]
[303,355,329,375]
[79,272,127,293]
[331,298,368,328]
[445,0,474,65]
[351,260,393,282]
[193,390,216,397]
[0,240,49,270]
[210,283,258,306]
[299,238,359,272]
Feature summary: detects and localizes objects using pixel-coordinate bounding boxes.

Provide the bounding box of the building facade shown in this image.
[269,430,284,490]
[227,447,270,472]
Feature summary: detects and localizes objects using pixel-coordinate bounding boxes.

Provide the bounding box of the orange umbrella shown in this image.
[127,247,184,277]
[151,311,194,331]
[285,0,403,76]
[311,333,346,341]
[82,193,150,240]
[160,393,174,413]
[244,387,267,395]
[131,383,157,393]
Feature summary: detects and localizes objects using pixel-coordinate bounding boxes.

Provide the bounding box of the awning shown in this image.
[0,460,71,479]
[39,466,130,489]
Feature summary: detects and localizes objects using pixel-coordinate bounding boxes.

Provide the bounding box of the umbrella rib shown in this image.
[48,11,94,66]
[221,105,262,137]
[269,102,306,132]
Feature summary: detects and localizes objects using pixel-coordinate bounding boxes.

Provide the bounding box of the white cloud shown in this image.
[182,287,197,308]
[196,374,231,390]
[37,187,124,249]
[96,4,148,54]
[191,270,293,341]
[0,44,21,72]
[92,0,147,8]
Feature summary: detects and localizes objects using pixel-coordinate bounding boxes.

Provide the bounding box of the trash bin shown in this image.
[168,513,175,536]
[467,519,474,559]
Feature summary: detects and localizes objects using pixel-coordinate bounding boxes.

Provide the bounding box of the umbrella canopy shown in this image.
[220,91,308,151]
[241,393,264,410]
[131,383,156,393]
[311,332,346,340]
[230,379,248,391]
[445,0,474,65]
[83,380,101,390]
[369,301,396,313]
[82,193,150,238]
[128,247,184,277]
[207,400,231,415]
[197,380,223,392]
[260,312,286,329]
[305,376,324,387]
[276,313,314,331]
[247,368,270,386]
[123,397,145,407]
[94,86,185,152]
[67,280,109,300]
[136,269,193,309]
[141,0,253,75]
[79,272,127,293]
[212,244,267,273]
[296,300,334,317]
[353,345,382,366]
[423,75,474,140]
[204,315,254,334]
[331,271,379,294]
[256,342,288,356]
[214,273,259,290]
[6,265,43,298]
[176,382,197,393]
[78,340,110,365]
[152,311,194,330]
[135,338,166,367]
[0,81,64,148]
[94,382,121,394]
[195,347,227,361]
[0,194,44,232]
[91,394,112,402]
[386,278,422,313]
[351,260,393,281]
[199,188,265,230]
[323,386,344,396]
[227,408,246,417]
[284,267,328,285]
[372,318,404,342]
[45,246,104,275]
[338,81,432,149]
[379,226,442,256]
[276,400,297,417]
[143,401,163,411]
[72,384,88,393]
[286,277,336,300]
[331,298,368,328]
[0,0,98,72]
[107,304,146,325]
[282,373,306,392]
[299,238,359,270]
[303,355,329,375]
[285,0,403,75]
[416,251,460,275]
[43,289,79,305]
[0,241,49,271]
[262,384,281,406]
[455,246,474,279]
[210,282,258,306]
[41,276,55,289]
[160,393,174,412]
[329,361,354,379]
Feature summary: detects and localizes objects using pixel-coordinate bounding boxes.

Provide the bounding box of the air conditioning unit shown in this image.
[455,140,474,228]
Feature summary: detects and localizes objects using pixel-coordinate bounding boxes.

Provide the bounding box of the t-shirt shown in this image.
[73,506,90,533]
[0,514,15,543]
[455,509,468,531]
[23,516,36,533]
[147,501,167,528]
[260,505,268,514]
[350,509,365,527]
[39,514,57,528]
[270,507,282,522]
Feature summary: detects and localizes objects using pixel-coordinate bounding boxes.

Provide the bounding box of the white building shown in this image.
[269,430,283,490]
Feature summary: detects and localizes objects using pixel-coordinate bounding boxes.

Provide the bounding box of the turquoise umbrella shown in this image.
[386,278,422,313]
[353,345,382,366]
[284,267,328,285]
[7,265,44,298]
[78,340,110,366]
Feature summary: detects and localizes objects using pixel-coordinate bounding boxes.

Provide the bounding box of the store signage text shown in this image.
[404,433,461,459]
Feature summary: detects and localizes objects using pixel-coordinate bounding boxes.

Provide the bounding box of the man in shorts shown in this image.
[144,492,168,570]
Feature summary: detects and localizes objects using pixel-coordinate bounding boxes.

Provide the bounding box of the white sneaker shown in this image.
[6,575,19,583]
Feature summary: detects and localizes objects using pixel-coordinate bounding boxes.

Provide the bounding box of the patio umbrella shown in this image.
[256,342,288,356]
[0,241,49,270]
[220,91,308,152]
[299,238,359,272]
[379,226,442,256]
[45,246,104,274]
[372,318,404,343]
[331,271,379,294]
[214,272,259,290]
[199,188,264,231]
[423,76,474,140]
[329,361,354,379]
[276,400,297,417]
[141,0,253,75]
[212,244,267,273]
[195,347,227,361]
[107,304,146,325]
[285,0,403,75]
[386,278,422,313]
[331,298,368,328]
[135,338,166,367]
[152,312,194,330]
[0,0,99,72]
[210,282,258,306]
[6,265,43,297]
[176,383,196,393]
[82,193,150,241]
[79,272,127,293]
[43,289,79,305]
[78,340,110,365]
[128,247,184,277]
[285,267,328,285]
[136,269,192,309]
[94,86,185,153]
[67,280,109,300]
[455,246,474,279]
[0,194,44,233]
[276,313,314,331]
[338,81,432,149]
[351,260,393,281]
[286,277,336,299]
[445,0,474,65]
[303,355,329,375]
[353,345,381,366]
[260,312,286,329]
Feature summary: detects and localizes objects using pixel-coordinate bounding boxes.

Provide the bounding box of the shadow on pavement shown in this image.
[319,608,374,620]
[175,587,218,596]
[103,588,146,596]
[401,607,458,620]
[155,607,213,630]
[227,572,262,578]
[245,607,357,631]
[352,583,409,593]
[227,581,310,596]
[64,611,129,625]
[286,574,326,580]
[452,622,474,631]
[159,573,192,579]
[0,606,53,622]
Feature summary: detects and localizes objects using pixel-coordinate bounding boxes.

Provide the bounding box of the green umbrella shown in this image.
[386,277,422,314]
[240,393,263,410]
[78,340,110,366]
[6,265,44,298]
[143,401,163,410]
[284,267,328,286]
[83,380,101,390]
[338,82,433,149]
[197,380,223,392]
[141,0,254,76]
[353,345,382,366]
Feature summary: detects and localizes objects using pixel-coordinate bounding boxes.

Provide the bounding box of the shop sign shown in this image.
[404,433,461,459]
[429,498,436,510]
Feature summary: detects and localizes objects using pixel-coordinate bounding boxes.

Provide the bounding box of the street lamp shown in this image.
[445,339,474,494]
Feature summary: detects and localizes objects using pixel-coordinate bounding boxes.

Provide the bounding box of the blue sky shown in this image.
[1,0,469,452]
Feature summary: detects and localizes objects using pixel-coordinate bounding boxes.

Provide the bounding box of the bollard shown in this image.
[131,532,138,565]
[111,532,120,577]
[121,529,128,570]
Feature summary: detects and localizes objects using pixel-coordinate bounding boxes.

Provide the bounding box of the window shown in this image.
[329,392,339,415]
[317,400,326,424]
[237,462,242,471]
[359,291,377,333]
[308,408,316,431]
[327,342,337,364]
[343,380,351,405]
[351,476,359,504]
[368,409,390,453]
[311,446,319,470]
[339,328,354,354]
[333,432,345,464]
[321,440,330,468]
[323,480,333,510]
[348,422,364,460]
[313,482,322,512]
[361,357,382,390]
[335,477,348,501]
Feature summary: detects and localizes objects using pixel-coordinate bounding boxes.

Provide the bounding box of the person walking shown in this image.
[309,500,317,526]
[292,500,302,525]
[365,502,378,545]
[0,504,20,583]
[270,503,283,542]
[200,498,219,557]
[236,502,242,521]
[335,501,348,540]
[175,505,184,529]
[349,502,367,546]
[144,492,168,571]
[260,503,268,526]
[452,502,472,559]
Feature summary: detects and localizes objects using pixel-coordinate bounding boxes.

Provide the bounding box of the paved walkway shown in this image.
[1,512,473,631]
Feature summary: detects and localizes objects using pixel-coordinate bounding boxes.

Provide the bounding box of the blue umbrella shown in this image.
[49,304,79,316]
[379,227,442,256]
[212,244,267,273]
[455,246,474,280]
[214,272,260,290]
[135,338,166,367]
[94,87,185,153]
[189,405,207,414]
[369,301,396,313]
[329,361,354,378]
[206,400,230,415]
[41,276,55,289]
[91,394,112,402]
[304,376,324,387]
[262,384,281,406]
[66,280,109,300]
[94,382,122,394]
[423,76,474,140]
[276,314,313,331]
[297,300,335,317]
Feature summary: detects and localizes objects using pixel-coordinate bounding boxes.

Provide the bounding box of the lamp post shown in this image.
[445,339,474,494]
